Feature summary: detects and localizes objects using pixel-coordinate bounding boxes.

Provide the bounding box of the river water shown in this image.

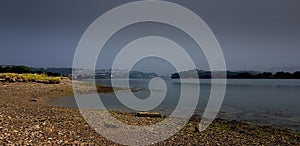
[47,79,300,132]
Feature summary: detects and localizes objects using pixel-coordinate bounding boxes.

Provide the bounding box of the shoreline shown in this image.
[0,81,299,145]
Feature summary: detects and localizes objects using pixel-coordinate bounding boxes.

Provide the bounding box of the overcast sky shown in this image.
[0,0,299,74]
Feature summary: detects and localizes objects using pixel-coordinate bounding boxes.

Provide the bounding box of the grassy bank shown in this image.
[0,73,65,84]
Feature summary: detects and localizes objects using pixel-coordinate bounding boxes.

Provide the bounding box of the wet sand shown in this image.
[0,81,299,145]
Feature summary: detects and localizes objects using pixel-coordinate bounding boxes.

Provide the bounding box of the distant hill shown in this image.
[171,69,300,79]
[2,65,299,79]
[268,66,300,73]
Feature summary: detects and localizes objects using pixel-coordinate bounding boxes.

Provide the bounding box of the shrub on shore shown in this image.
[0,73,64,84]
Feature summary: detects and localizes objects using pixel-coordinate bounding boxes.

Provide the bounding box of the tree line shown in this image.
[171,70,300,79]
[0,65,62,77]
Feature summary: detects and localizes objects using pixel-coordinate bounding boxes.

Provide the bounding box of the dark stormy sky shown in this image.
[0,0,299,74]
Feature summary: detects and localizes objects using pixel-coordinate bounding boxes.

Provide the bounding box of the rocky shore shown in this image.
[0,81,299,145]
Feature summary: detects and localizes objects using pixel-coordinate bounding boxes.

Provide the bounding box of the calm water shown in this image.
[47,79,300,131]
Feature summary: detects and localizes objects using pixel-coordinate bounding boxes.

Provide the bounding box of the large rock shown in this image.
[16,79,24,82]
[5,77,10,82]
[9,78,16,83]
